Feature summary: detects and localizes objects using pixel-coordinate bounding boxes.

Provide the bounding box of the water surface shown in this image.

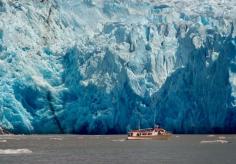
[0,135,235,164]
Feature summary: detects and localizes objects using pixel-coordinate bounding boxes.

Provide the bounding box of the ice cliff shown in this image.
[0,0,236,134]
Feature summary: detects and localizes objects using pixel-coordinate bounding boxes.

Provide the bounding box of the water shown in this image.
[0,135,236,164]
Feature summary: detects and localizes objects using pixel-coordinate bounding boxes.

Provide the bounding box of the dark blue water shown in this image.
[0,135,236,164]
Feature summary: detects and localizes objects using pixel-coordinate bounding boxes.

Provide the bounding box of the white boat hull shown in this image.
[127,134,171,140]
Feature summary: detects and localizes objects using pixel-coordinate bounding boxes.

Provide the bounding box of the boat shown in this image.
[127,126,171,140]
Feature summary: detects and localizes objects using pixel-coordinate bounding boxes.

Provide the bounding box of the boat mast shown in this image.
[135,105,141,130]
[138,119,141,130]
[153,107,157,128]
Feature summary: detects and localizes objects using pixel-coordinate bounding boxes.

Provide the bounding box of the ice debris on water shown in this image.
[200,140,229,144]
[50,137,63,141]
[0,149,32,154]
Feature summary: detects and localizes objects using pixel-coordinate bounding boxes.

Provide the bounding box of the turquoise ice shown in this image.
[0,0,236,134]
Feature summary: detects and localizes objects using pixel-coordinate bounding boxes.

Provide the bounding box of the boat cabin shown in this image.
[128,128,166,137]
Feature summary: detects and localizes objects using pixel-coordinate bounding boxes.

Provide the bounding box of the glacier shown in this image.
[0,0,236,134]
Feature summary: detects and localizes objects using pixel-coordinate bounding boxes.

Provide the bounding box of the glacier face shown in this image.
[0,0,236,134]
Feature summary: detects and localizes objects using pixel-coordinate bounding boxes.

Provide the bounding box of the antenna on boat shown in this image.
[153,109,161,129]
[138,119,141,130]
[134,105,141,130]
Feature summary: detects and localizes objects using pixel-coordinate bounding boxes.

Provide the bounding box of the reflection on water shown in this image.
[0,135,235,164]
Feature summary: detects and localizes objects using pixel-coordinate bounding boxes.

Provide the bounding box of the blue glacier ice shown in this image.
[0,0,236,134]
